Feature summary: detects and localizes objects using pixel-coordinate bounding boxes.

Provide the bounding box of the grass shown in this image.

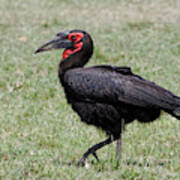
[0,0,180,179]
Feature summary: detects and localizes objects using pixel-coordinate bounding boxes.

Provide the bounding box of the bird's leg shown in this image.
[116,134,122,159]
[77,137,113,166]
[116,118,124,159]
[92,152,99,162]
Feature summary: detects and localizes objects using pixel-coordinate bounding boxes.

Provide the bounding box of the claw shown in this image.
[77,157,86,167]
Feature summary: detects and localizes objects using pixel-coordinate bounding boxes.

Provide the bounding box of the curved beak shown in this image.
[35,35,74,54]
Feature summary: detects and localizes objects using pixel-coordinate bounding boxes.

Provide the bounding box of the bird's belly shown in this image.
[71,102,124,137]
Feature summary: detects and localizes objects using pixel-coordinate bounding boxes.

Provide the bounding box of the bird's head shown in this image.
[35,30,93,70]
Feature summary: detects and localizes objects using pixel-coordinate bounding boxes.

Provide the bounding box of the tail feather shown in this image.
[172,97,180,119]
[173,107,180,116]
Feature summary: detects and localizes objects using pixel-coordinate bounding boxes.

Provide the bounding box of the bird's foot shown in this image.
[77,137,113,167]
[77,152,99,167]
[77,157,86,167]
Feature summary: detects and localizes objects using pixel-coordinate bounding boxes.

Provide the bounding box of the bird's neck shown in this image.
[59,51,93,78]
[58,55,88,79]
[58,58,75,76]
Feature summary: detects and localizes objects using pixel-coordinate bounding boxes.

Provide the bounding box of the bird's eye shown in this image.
[71,35,76,41]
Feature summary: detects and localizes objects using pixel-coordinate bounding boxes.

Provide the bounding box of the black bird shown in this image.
[35,29,180,165]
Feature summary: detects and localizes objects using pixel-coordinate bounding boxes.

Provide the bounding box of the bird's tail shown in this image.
[171,97,180,119]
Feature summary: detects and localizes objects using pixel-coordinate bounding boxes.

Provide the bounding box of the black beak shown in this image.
[35,34,74,54]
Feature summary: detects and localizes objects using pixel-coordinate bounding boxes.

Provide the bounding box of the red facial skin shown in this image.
[62,33,84,59]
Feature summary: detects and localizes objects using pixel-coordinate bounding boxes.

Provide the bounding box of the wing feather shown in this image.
[63,66,176,111]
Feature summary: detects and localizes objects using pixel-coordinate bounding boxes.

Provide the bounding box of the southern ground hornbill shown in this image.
[35,29,180,165]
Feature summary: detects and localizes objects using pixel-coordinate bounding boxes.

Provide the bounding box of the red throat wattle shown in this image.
[62,42,83,59]
[62,32,84,59]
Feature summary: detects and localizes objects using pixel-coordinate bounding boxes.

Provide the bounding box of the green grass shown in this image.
[0,0,180,179]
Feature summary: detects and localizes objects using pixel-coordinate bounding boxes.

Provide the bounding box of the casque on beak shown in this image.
[35,32,74,54]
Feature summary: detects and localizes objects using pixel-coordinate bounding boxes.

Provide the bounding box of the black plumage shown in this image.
[35,29,180,165]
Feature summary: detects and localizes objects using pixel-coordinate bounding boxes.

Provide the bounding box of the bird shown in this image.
[35,29,180,166]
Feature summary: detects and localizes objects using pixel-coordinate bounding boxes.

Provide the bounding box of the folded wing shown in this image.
[63,66,179,113]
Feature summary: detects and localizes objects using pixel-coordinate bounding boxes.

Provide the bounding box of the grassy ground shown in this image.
[0,0,180,179]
